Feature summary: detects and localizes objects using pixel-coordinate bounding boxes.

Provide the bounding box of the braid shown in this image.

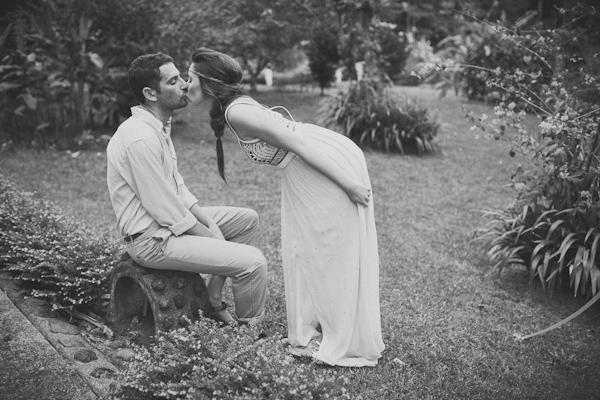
[190,47,244,182]
[209,100,227,181]
[208,92,243,182]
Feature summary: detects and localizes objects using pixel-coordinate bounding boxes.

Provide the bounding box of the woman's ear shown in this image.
[142,87,157,103]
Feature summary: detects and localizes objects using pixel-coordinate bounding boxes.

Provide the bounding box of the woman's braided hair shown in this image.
[190,47,244,181]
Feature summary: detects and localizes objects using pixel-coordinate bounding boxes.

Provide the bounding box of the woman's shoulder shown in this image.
[226,96,271,119]
[229,95,261,107]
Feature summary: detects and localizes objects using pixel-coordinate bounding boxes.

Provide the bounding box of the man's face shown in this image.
[155,62,188,110]
[186,68,206,106]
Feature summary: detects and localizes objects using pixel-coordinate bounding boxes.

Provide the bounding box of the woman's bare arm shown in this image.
[227,103,371,207]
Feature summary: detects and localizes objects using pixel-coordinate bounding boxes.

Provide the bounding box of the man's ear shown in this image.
[142,87,157,103]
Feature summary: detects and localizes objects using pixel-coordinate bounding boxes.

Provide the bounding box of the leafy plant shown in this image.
[317,79,438,154]
[453,5,600,298]
[0,174,120,312]
[372,21,409,82]
[454,23,555,103]
[114,319,351,400]
[0,0,160,150]
[480,201,600,298]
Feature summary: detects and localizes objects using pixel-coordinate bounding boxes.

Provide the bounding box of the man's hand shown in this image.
[187,221,224,239]
[207,223,225,240]
[188,204,225,240]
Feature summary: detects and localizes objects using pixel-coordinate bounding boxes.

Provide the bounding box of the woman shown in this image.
[187,47,384,367]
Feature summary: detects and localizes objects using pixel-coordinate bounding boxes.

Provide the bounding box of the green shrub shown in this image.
[0,174,120,312]
[464,6,600,298]
[457,25,555,103]
[0,0,159,150]
[481,201,600,298]
[317,80,439,154]
[114,319,350,400]
[423,6,600,106]
[372,22,409,82]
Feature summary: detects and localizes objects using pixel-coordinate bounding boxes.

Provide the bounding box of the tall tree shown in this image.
[306,27,342,95]
[155,0,307,91]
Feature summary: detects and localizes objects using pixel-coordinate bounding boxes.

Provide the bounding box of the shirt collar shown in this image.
[131,105,172,136]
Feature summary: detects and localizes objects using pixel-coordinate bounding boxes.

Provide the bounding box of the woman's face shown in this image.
[186,67,206,106]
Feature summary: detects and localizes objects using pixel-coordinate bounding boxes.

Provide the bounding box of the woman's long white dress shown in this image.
[225,97,384,367]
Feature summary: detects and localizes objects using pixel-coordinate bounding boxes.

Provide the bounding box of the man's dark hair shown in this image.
[128,53,174,104]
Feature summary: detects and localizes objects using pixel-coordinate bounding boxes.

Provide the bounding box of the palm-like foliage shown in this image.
[317,80,438,154]
[480,202,600,298]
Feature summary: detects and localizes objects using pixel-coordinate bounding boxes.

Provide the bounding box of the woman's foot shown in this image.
[287,345,313,358]
[209,302,235,325]
[286,338,320,358]
[312,353,327,366]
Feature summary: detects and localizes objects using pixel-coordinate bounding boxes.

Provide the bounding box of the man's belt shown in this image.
[123,232,143,243]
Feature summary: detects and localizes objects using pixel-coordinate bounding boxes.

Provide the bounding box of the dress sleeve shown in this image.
[125,140,197,236]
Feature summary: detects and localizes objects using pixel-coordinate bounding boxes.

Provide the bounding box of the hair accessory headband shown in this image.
[189,68,225,84]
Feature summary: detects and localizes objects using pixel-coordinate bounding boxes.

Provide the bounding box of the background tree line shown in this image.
[0,0,597,151]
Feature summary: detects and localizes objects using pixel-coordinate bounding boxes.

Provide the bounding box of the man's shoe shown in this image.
[209,302,235,325]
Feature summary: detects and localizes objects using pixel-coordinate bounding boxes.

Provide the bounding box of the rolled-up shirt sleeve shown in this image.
[176,173,199,209]
[125,140,197,236]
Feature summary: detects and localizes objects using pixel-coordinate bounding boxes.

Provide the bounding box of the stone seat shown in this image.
[109,253,211,337]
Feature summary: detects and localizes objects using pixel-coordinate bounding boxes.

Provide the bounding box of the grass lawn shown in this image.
[1,85,599,399]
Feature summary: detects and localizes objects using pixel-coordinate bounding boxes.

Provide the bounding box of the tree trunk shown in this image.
[249,73,258,92]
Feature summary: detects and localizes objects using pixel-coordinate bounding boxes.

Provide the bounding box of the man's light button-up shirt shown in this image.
[106,106,198,240]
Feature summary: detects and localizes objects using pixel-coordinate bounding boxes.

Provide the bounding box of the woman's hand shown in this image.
[346,182,372,207]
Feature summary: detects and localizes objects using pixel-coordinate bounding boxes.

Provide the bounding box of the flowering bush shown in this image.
[0,175,120,311]
[451,6,600,298]
[446,23,555,103]
[114,318,351,400]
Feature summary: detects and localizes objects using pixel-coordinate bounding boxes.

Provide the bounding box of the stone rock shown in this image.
[74,349,98,363]
[107,339,126,350]
[58,336,86,348]
[115,348,135,361]
[49,319,80,335]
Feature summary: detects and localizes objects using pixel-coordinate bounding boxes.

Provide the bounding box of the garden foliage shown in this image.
[115,320,350,400]
[0,175,119,311]
[458,26,554,103]
[0,0,158,150]
[317,80,438,154]
[372,21,409,82]
[442,6,600,298]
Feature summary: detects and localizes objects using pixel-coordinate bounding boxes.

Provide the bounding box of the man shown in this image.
[106,53,267,324]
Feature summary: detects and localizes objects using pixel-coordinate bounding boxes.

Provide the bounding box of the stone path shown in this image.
[0,273,133,399]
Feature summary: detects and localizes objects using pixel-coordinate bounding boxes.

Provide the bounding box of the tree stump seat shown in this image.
[109,253,211,337]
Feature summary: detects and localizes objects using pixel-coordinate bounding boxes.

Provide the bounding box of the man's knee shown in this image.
[242,208,259,231]
[233,208,260,245]
[251,246,267,270]
[245,246,268,278]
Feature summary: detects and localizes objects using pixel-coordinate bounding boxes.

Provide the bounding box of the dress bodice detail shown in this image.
[239,138,289,165]
[224,98,295,167]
